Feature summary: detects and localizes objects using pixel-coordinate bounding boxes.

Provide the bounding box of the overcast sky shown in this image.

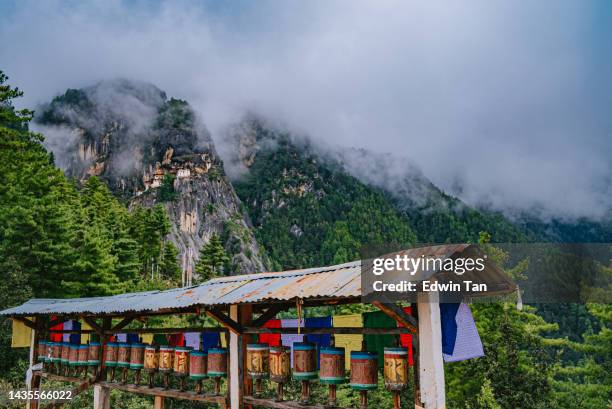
[1,0,611,221]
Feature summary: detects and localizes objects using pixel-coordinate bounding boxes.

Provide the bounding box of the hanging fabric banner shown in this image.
[332,314,363,368]
[11,319,31,348]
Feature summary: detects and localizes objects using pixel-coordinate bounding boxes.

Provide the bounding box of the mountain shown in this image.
[36,80,267,282]
[36,80,611,280]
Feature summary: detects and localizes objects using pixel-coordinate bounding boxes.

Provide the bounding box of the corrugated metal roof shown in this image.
[0,244,514,317]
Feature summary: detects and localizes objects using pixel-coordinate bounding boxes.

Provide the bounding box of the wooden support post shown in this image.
[154,396,165,409]
[228,304,252,409]
[26,317,40,409]
[417,292,446,409]
[93,385,110,409]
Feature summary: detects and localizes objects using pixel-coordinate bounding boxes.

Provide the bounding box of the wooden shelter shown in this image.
[1,244,515,409]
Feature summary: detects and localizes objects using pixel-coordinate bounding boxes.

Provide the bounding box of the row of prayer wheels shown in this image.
[105,343,228,393]
[38,341,101,377]
[247,343,410,409]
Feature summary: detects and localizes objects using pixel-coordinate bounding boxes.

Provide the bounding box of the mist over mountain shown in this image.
[36,80,612,266]
[36,80,267,281]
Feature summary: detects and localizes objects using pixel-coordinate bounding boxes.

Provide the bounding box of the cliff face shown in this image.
[37,80,267,281]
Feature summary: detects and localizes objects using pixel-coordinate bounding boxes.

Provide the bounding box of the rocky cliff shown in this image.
[36,80,267,282]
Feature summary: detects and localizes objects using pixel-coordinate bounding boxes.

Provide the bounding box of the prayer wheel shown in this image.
[173,346,191,391]
[50,342,61,373]
[292,342,317,404]
[158,346,174,389]
[88,341,101,376]
[77,345,89,377]
[60,342,70,373]
[68,344,80,376]
[320,346,346,407]
[130,343,146,385]
[189,350,207,394]
[247,344,269,397]
[269,346,290,401]
[350,351,378,409]
[38,340,47,365]
[104,342,118,382]
[117,343,131,384]
[207,348,227,396]
[384,347,409,409]
[144,345,159,388]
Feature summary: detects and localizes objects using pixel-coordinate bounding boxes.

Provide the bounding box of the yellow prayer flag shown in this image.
[80,321,92,344]
[11,319,32,348]
[141,333,154,344]
[333,314,363,368]
[220,333,227,348]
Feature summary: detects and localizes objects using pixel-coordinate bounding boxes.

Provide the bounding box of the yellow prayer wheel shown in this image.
[246,344,269,379]
[144,346,159,373]
[269,346,290,383]
[383,347,409,391]
[158,346,174,373]
[173,346,190,376]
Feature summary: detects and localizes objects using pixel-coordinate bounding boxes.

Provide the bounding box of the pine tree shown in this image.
[195,234,229,282]
[160,241,182,281]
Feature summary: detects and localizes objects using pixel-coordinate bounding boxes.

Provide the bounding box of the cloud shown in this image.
[1,0,610,221]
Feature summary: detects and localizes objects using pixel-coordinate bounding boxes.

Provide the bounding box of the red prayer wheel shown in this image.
[130,343,146,370]
[104,342,118,367]
[68,344,80,367]
[77,345,89,366]
[60,342,70,366]
[320,346,346,384]
[207,348,228,396]
[350,351,378,409]
[320,346,346,407]
[116,343,131,368]
[38,341,48,364]
[50,342,62,363]
[349,351,378,390]
[293,342,317,405]
[292,342,317,381]
[269,346,291,383]
[207,348,228,377]
[189,350,207,380]
[88,342,101,366]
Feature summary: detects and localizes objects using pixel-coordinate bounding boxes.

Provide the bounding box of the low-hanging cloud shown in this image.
[1,0,610,221]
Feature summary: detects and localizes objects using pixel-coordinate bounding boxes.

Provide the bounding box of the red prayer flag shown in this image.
[259,319,281,346]
[168,333,185,347]
[50,315,63,342]
[397,307,414,365]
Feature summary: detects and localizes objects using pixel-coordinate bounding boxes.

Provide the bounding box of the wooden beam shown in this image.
[82,317,104,335]
[96,382,228,404]
[372,301,418,334]
[417,292,445,409]
[252,304,290,327]
[154,396,164,409]
[111,316,134,331]
[26,317,39,409]
[243,327,413,335]
[206,308,243,335]
[101,326,227,335]
[244,396,351,409]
